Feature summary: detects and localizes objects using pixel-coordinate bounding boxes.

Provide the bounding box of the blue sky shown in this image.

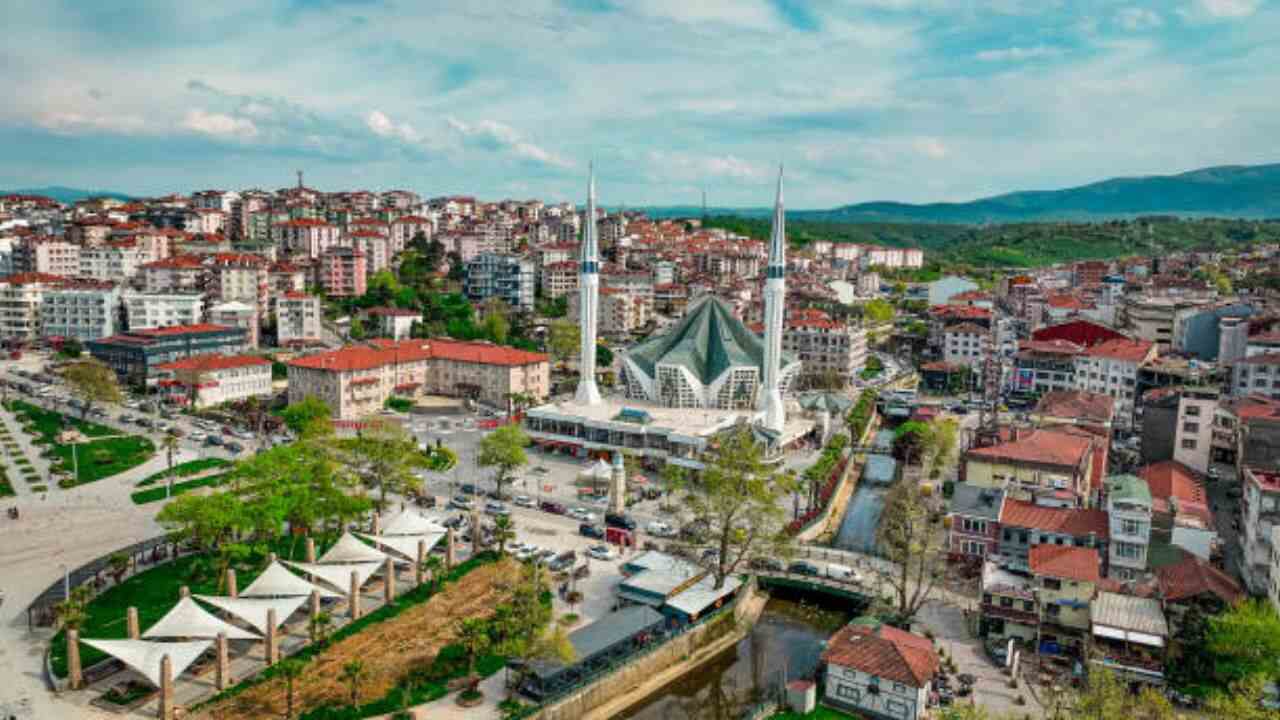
[1,0,1277,207]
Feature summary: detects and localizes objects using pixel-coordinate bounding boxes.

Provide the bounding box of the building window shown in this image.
[835,683,860,703]
[1185,405,1201,417]
[1046,603,1061,617]
[1183,422,1200,434]
[1182,439,1197,450]
[1043,577,1062,590]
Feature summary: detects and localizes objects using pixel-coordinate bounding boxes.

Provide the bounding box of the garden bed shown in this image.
[131,473,230,505]
[5,400,154,486]
[135,458,232,487]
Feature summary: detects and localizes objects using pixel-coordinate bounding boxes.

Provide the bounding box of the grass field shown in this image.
[5,400,155,486]
[131,472,229,505]
[135,458,231,487]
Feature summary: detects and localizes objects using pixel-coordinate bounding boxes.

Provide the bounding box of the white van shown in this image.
[825,563,860,583]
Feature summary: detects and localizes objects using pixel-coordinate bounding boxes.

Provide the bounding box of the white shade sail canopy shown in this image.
[241,560,341,599]
[141,597,260,641]
[283,560,381,592]
[380,510,449,537]
[355,532,445,560]
[81,638,212,688]
[320,532,394,564]
[195,595,308,635]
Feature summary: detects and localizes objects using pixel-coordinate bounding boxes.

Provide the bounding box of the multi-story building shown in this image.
[206,252,269,317]
[996,498,1109,573]
[273,218,342,258]
[275,291,322,346]
[351,231,392,275]
[77,241,155,281]
[364,307,419,340]
[1088,591,1170,687]
[86,323,248,387]
[287,339,549,419]
[1028,544,1100,658]
[121,291,205,330]
[1073,338,1157,429]
[783,314,868,384]
[1241,466,1280,595]
[942,322,990,365]
[539,260,578,299]
[963,427,1099,504]
[1120,294,1215,351]
[39,281,121,341]
[599,288,651,337]
[464,252,535,311]
[1013,340,1084,395]
[12,236,79,276]
[1232,353,1280,401]
[141,255,207,294]
[154,353,272,409]
[0,272,66,340]
[1104,474,1153,580]
[390,215,433,254]
[979,561,1040,647]
[208,301,259,350]
[819,621,938,720]
[319,246,367,297]
[947,485,1004,560]
[268,261,308,295]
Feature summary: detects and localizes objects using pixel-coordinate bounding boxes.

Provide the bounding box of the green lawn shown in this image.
[50,535,336,677]
[135,458,232,487]
[0,473,13,497]
[771,707,853,720]
[4,400,155,486]
[131,473,229,505]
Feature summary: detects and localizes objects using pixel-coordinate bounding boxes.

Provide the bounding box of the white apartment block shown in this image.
[1072,338,1156,429]
[1242,467,1280,596]
[14,236,79,276]
[943,323,991,365]
[1232,354,1280,401]
[272,219,342,258]
[275,292,322,346]
[0,272,64,340]
[784,318,868,381]
[78,242,156,281]
[1104,475,1152,581]
[40,282,121,341]
[208,301,259,350]
[155,353,272,409]
[539,261,578,299]
[122,291,205,330]
[1172,388,1217,475]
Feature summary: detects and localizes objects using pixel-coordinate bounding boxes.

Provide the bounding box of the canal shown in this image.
[619,590,864,720]
[831,483,889,555]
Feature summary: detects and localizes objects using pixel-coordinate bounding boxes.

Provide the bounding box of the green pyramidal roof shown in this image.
[625,296,795,386]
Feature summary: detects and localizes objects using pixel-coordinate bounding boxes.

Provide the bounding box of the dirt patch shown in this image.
[198,558,522,719]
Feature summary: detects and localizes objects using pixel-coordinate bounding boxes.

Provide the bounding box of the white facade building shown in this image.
[40,282,121,341]
[122,291,205,330]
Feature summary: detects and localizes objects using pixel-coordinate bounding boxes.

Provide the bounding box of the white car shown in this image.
[586,544,616,561]
[513,495,535,508]
[567,507,595,522]
[646,521,675,537]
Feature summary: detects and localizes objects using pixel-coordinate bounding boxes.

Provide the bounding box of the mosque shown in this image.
[522,167,813,470]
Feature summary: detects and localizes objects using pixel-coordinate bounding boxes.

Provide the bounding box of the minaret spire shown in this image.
[758,164,787,433]
[574,163,603,406]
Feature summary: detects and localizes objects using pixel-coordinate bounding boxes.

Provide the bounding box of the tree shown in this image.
[61,360,122,420]
[492,515,516,556]
[339,418,431,509]
[54,585,93,630]
[349,316,367,340]
[108,552,130,585]
[547,320,580,368]
[308,610,334,645]
[339,659,367,708]
[59,338,83,358]
[1205,599,1280,686]
[455,617,491,684]
[280,397,333,438]
[420,554,445,593]
[1203,676,1280,720]
[875,480,943,624]
[926,418,959,478]
[595,342,614,368]
[1061,668,1174,720]
[477,425,530,498]
[277,657,307,719]
[893,420,933,466]
[681,427,796,590]
[864,298,895,324]
[482,304,511,345]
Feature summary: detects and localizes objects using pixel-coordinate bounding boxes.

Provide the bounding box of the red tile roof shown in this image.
[428,339,548,366]
[1046,294,1093,310]
[966,428,1093,469]
[1156,551,1244,604]
[133,323,235,337]
[1031,319,1127,349]
[1017,339,1085,356]
[288,339,547,373]
[821,622,938,687]
[1034,390,1115,425]
[1028,544,1101,584]
[1085,338,1155,363]
[0,272,67,285]
[999,498,1109,538]
[1137,461,1209,523]
[154,353,270,373]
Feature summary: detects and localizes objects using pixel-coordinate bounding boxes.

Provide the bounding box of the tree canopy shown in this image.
[61,360,122,418]
[476,425,530,497]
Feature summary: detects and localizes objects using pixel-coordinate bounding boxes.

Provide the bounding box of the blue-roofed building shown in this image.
[928,275,979,306]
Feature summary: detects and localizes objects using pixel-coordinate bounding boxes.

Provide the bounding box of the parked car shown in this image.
[749,557,784,572]
[449,496,472,511]
[568,507,596,522]
[579,523,605,540]
[680,519,709,543]
[460,483,481,496]
[414,494,437,508]
[605,512,637,531]
[825,563,860,583]
[205,435,224,446]
[645,521,675,538]
[587,544,616,561]
[788,560,822,577]
[484,501,510,517]
[225,442,245,454]
[539,500,567,515]
[548,551,576,572]
[513,495,535,508]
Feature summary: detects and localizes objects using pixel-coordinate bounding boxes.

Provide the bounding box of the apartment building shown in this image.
[273,218,342,258]
[154,353,272,409]
[208,301,259,350]
[0,272,65,340]
[963,427,1098,504]
[942,322,990,365]
[1104,474,1153,580]
[1232,354,1280,401]
[995,498,1109,573]
[78,241,156,281]
[1073,338,1157,429]
[1241,466,1280,595]
[947,485,1004,560]
[464,252,535,311]
[40,281,121,341]
[142,255,207,293]
[319,246,368,297]
[275,291,322,346]
[539,260,578,299]
[122,291,205,330]
[390,215,433,253]
[207,252,269,316]
[783,314,868,383]
[86,323,248,386]
[12,236,79,276]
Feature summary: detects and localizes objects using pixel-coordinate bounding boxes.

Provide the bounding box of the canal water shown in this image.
[831,483,889,555]
[619,592,861,720]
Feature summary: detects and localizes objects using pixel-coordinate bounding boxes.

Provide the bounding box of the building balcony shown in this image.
[981,603,1039,626]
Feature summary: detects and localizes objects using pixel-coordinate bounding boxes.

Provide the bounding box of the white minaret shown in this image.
[758,166,787,433]
[574,164,603,406]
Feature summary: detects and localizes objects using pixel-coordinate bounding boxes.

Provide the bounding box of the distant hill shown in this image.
[1,186,134,204]
[641,163,1280,224]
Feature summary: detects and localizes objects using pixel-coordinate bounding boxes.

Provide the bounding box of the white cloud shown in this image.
[647,151,770,182]
[36,111,148,134]
[365,109,421,143]
[1117,7,1163,30]
[913,137,949,159]
[975,45,1062,62]
[446,117,572,168]
[1194,0,1261,18]
[181,109,258,138]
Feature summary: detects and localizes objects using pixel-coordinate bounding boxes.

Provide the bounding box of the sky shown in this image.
[1,0,1278,208]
